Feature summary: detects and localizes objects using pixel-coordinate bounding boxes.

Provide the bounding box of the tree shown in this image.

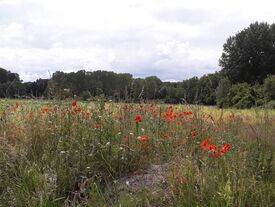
[216,77,231,108]
[181,77,199,104]
[263,75,275,101]
[197,73,221,105]
[0,68,21,98]
[219,22,275,84]
[144,76,162,99]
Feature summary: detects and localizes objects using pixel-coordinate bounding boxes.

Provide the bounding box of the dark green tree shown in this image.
[216,77,231,108]
[219,22,275,84]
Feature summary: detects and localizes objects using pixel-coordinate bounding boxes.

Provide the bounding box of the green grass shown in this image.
[0,98,274,206]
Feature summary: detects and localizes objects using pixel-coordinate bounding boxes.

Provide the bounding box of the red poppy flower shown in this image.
[41,107,50,113]
[140,135,149,142]
[71,101,77,107]
[94,124,101,129]
[191,133,197,138]
[214,152,221,158]
[151,109,157,114]
[208,145,216,151]
[74,107,81,112]
[201,140,209,150]
[135,115,143,122]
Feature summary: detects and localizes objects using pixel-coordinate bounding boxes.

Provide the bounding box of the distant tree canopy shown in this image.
[1,22,275,108]
[219,22,275,84]
[0,68,21,98]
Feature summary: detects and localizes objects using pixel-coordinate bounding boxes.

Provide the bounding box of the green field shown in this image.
[0,99,274,207]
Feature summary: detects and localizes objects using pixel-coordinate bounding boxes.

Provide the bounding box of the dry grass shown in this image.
[0,99,274,207]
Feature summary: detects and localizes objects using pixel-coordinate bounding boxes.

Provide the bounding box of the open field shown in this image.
[0,99,274,207]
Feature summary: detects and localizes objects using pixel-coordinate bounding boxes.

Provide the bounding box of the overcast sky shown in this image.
[0,0,274,82]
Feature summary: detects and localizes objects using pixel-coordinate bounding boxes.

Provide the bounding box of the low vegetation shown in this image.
[0,99,274,206]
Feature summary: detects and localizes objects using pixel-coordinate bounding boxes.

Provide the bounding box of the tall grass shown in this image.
[0,99,274,206]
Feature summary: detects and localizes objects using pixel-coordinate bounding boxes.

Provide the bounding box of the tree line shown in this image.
[0,22,275,108]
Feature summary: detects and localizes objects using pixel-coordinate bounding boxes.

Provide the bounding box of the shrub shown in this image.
[227,83,255,109]
[263,75,275,101]
[266,100,275,109]
[216,77,231,108]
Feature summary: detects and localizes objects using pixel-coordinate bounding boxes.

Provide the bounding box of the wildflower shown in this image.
[151,109,157,114]
[229,114,235,120]
[124,136,129,143]
[41,107,50,113]
[94,124,101,129]
[163,133,168,139]
[15,102,20,108]
[71,101,77,107]
[214,152,221,158]
[220,143,231,154]
[86,112,91,120]
[207,137,215,142]
[74,107,81,112]
[214,143,231,157]
[135,115,143,122]
[208,145,216,151]
[191,125,197,131]
[140,135,149,142]
[150,102,156,107]
[167,118,173,124]
[191,133,197,138]
[201,140,209,150]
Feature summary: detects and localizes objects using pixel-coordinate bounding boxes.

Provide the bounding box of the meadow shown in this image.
[0,98,274,207]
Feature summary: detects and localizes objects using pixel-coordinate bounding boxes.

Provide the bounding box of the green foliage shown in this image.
[227,83,256,109]
[263,75,275,101]
[266,100,275,109]
[216,77,231,108]
[220,22,275,84]
[80,90,91,101]
[197,73,221,105]
[181,77,199,104]
[252,83,265,106]
[0,100,274,206]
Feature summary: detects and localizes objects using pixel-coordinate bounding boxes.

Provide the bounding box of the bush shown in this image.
[216,77,231,108]
[227,83,255,109]
[266,100,275,109]
[80,90,91,101]
[263,75,275,101]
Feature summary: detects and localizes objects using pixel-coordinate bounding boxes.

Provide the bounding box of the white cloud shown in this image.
[0,0,275,81]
